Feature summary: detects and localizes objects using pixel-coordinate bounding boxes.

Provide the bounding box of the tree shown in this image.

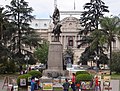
[78,32,109,65]
[6,0,41,64]
[0,6,20,73]
[79,46,95,65]
[77,0,109,66]
[34,40,49,64]
[0,7,13,69]
[100,16,120,74]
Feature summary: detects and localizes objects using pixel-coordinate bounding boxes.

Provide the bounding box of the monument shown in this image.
[43,6,68,78]
[51,6,62,42]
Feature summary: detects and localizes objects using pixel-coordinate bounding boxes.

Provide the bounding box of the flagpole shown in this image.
[74,0,75,10]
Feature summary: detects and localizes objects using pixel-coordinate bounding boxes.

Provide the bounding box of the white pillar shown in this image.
[64,36,67,49]
[74,36,77,48]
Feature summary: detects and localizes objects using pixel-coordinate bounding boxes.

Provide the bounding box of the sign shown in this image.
[2,76,9,89]
[43,83,53,90]
[28,77,31,82]
[103,76,112,91]
[103,76,111,86]
[20,79,26,86]
[80,81,92,90]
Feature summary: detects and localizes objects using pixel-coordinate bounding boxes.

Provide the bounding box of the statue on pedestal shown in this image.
[51,7,62,42]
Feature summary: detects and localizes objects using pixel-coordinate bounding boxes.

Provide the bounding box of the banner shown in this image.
[20,79,26,86]
[43,83,53,90]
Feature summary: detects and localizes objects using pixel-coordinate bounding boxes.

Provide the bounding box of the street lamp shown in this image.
[94,55,99,73]
[24,55,30,71]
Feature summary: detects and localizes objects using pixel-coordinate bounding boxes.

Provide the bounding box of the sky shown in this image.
[0,0,120,19]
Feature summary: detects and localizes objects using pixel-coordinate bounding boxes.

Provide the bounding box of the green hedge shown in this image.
[17,74,32,87]
[76,74,93,83]
[76,71,90,76]
[27,70,42,78]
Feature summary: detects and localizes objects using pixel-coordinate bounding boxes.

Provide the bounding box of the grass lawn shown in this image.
[111,73,120,79]
[101,73,120,80]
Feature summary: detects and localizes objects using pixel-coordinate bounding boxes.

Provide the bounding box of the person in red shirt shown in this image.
[71,73,76,91]
[94,76,101,91]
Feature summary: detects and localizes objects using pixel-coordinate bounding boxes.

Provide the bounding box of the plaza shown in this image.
[0,0,120,91]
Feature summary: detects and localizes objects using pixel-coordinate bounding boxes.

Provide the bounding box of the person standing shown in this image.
[94,76,100,91]
[71,73,76,91]
[31,76,35,91]
[63,78,70,91]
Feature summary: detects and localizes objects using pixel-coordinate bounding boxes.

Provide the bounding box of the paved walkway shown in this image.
[0,79,7,91]
[100,80,120,91]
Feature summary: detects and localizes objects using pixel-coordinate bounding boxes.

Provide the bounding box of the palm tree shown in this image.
[100,16,120,75]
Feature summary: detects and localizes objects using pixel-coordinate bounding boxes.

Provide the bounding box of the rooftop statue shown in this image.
[51,7,62,42]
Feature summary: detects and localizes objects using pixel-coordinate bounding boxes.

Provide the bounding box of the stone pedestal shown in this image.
[43,42,68,77]
[48,42,63,70]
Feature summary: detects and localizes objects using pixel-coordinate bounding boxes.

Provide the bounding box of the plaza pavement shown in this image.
[100,80,120,91]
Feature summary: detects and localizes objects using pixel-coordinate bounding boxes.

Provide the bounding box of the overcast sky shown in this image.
[0,0,120,19]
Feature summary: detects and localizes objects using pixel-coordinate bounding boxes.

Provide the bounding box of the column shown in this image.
[74,36,77,48]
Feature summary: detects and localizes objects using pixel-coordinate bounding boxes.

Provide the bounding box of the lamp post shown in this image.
[24,55,30,71]
[94,55,99,73]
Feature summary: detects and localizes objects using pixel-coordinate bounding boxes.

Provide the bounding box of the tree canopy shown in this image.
[0,0,41,69]
[77,0,109,66]
[5,0,41,64]
[34,40,49,64]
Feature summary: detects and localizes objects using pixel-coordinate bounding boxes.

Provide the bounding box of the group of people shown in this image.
[30,73,101,91]
[62,73,101,91]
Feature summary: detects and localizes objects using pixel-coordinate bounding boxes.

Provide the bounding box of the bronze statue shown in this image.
[51,7,62,42]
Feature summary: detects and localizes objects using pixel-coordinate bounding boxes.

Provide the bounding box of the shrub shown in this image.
[76,74,93,83]
[27,70,42,78]
[76,71,90,76]
[17,74,31,87]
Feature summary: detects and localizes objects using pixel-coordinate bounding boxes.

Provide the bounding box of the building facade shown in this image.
[30,16,120,64]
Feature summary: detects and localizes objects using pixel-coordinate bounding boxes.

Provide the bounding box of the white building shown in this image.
[30,15,120,65]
